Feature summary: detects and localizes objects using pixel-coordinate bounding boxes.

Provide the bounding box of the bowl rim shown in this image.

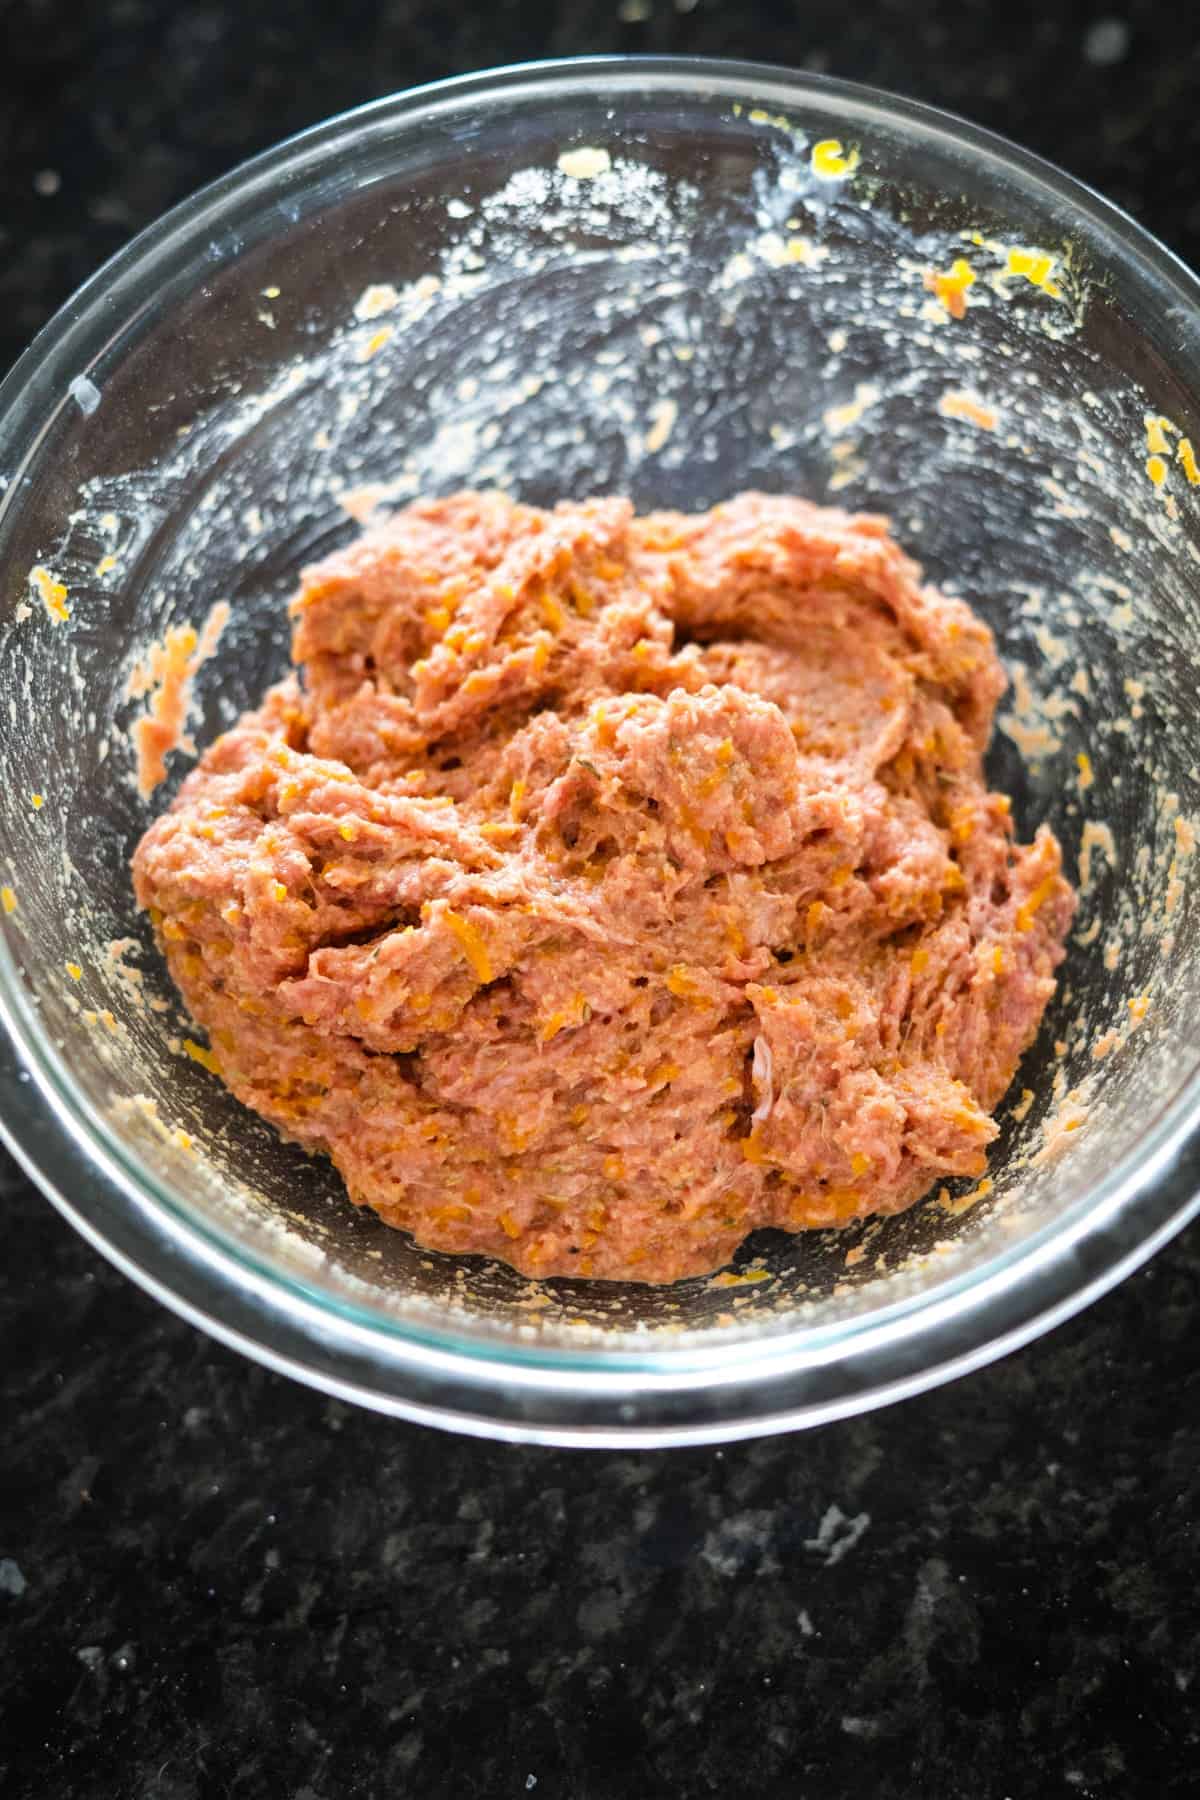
[2,52,1200,1446]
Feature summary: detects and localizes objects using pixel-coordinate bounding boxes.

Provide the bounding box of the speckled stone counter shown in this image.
[3,5,1200,1796]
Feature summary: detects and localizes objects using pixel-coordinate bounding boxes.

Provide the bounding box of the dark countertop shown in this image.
[3,5,1200,1795]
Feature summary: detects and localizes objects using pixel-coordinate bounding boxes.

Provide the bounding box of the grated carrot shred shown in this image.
[444,908,493,983]
[1016,875,1056,932]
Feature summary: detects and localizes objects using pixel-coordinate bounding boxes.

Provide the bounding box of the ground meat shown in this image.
[132,491,1075,1283]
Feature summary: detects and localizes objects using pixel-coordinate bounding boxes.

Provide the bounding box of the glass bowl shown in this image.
[3,57,1200,1446]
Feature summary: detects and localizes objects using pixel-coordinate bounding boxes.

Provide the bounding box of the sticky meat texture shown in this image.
[132,491,1075,1282]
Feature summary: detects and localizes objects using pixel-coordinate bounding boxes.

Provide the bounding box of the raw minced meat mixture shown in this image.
[132,490,1075,1282]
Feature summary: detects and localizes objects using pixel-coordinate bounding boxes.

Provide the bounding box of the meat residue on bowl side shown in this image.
[131,491,1075,1282]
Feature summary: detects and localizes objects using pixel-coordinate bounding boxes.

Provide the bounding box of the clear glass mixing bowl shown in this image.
[3,57,1200,1445]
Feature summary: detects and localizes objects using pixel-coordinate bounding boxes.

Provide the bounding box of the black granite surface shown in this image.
[4,4,1200,1795]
